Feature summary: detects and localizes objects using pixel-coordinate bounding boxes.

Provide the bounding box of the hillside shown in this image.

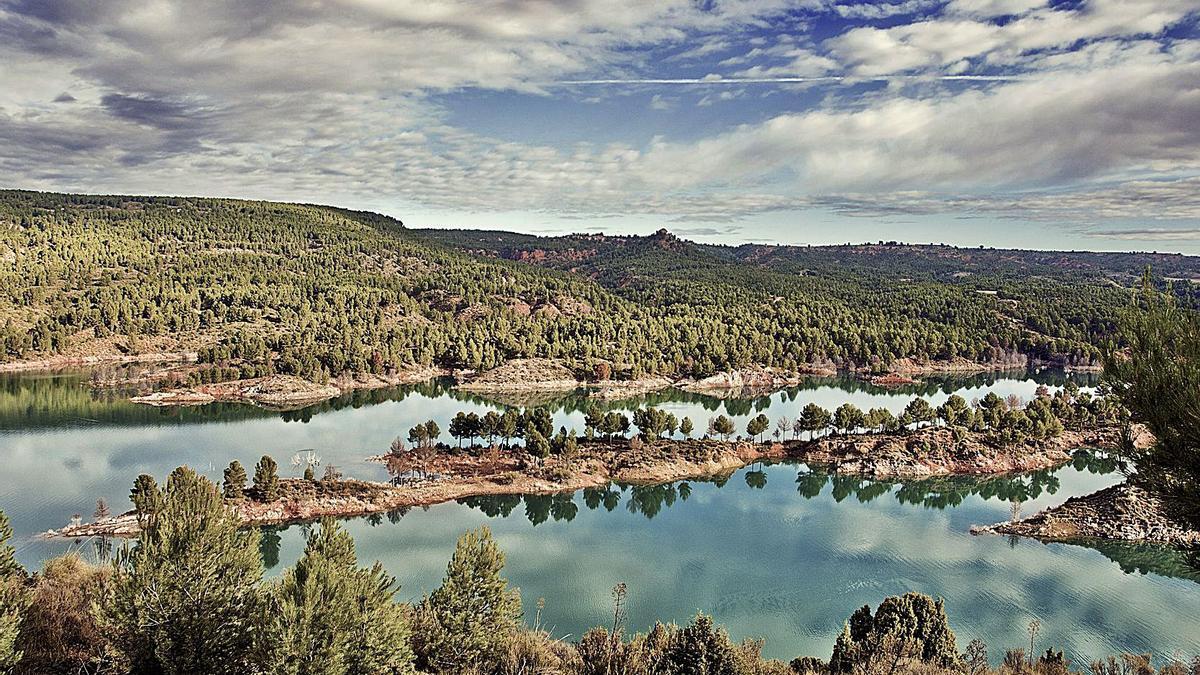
[3,190,1192,384]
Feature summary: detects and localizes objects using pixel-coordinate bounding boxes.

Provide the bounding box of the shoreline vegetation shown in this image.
[7,483,1198,675]
[47,387,1164,547]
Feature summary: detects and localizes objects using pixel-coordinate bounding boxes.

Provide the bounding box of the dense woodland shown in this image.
[5,190,1196,384]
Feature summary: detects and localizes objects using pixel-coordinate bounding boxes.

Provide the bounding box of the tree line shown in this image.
[1,191,1157,386]
[377,387,1124,474]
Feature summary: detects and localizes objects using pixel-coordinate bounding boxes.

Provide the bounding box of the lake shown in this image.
[2,368,1199,664]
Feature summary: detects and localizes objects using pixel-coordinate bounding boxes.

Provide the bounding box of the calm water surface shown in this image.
[2,369,1198,663]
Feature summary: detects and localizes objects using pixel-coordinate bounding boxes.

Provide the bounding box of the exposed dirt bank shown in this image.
[973,482,1200,547]
[46,425,1110,539]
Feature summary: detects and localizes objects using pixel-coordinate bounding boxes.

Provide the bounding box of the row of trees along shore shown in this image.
[1,476,1196,675]
[375,386,1122,464]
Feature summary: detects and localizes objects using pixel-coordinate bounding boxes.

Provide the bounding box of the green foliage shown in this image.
[0,512,20,580]
[254,455,280,502]
[576,614,767,675]
[833,404,865,435]
[747,414,770,442]
[128,475,162,524]
[830,592,961,674]
[526,430,551,462]
[937,395,970,428]
[903,398,937,428]
[1105,279,1200,514]
[635,407,677,440]
[800,404,832,439]
[659,614,752,675]
[223,460,248,499]
[271,518,414,675]
[106,467,265,675]
[3,191,1162,386]
[680,417,694,439]
[0,510,27,674]
[711,415,736,441]
[413,527,521,673]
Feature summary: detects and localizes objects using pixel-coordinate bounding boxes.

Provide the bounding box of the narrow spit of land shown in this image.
[47,423,1125,540]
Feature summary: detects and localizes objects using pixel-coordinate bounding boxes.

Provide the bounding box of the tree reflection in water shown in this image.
[450,449,1199,583]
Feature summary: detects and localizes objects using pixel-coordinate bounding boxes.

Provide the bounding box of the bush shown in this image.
[830,593,961,674]
[14,554,113,675]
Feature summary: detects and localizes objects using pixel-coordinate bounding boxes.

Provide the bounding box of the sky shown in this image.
[1,0,1199,252]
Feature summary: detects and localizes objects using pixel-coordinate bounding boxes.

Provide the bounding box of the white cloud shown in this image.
[0,0,1197,232]
[827,0,1197,75]
[944,0,1046,18]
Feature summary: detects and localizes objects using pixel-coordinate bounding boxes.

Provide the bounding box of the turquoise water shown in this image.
[2,369,1198,664]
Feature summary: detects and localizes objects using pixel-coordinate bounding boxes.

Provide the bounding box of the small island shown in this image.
[49,388,1148,542]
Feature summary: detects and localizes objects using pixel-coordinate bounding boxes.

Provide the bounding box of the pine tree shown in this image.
[661,614,748,675]
[0,510,27,673]
[0,511,20,579]
[526,430,551,464]
[746,414,770,442]
[273,518,414,675]
[254,455,281,502]
[129,474,163,524]
[800,403,832,440]
[106,467,266,675]
[223,460,248,499]
[712,415,735,441]
[828,593,961,674]
[413,527,521,673]
[680,417,694,439]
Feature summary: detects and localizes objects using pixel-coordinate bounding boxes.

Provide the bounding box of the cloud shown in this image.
[834,1,938,20]
[827,0,1197,75]
[0,0,1196,234]
[1087,228,1200,241]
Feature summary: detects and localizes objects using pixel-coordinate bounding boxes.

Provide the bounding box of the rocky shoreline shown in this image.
[973,482,1200,547]
[45,425,1107,540]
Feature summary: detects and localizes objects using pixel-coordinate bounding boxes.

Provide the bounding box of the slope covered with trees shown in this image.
[4,190,1194,384]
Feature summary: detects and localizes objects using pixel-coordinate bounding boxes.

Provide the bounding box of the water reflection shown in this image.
[455,452,1120,525]
[265,458,1200,665]
[6,367,1198,667]
[1,367,1100,432]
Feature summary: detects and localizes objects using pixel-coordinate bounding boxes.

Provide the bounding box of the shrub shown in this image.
[14,554,113,675]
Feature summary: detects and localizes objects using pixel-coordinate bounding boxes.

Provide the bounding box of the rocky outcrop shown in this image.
[680,367,808,394]
[798,426,1100,478]
[132,375,340,409]
[457,358,580,392]
[973,482,1200,547]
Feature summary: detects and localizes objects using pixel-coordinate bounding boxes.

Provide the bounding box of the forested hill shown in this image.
[2,190,1192,383]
